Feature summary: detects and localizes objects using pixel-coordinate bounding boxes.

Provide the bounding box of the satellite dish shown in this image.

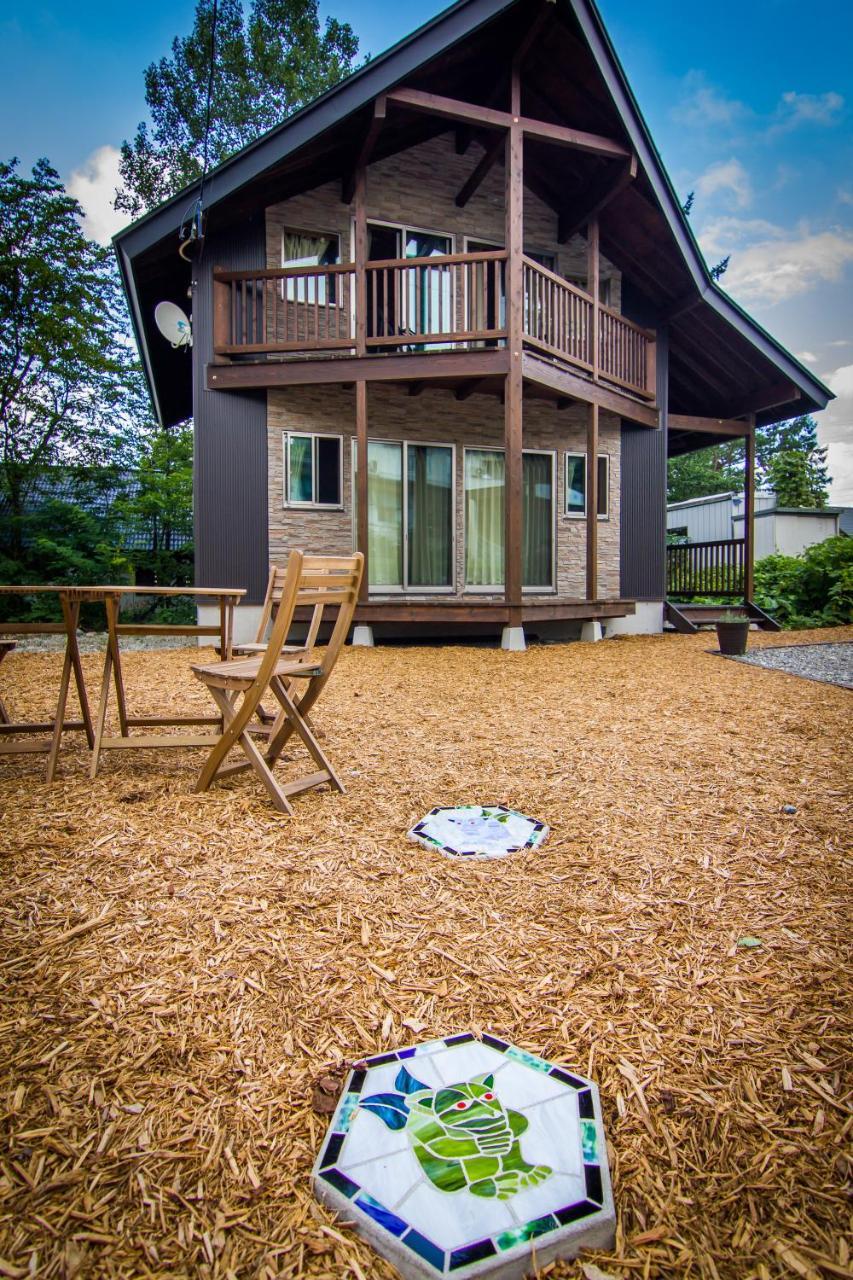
[154,301,193,350]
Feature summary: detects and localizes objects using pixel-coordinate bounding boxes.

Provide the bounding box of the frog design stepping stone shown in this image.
[407,805,549,860]
[312,1033,615,1279]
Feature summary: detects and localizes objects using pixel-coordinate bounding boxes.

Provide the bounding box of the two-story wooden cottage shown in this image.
[115,0,833,647]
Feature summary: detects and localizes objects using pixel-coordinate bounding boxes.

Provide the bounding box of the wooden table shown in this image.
[0,586,95,781]
[60,586,245,778]
[0,585,245,781]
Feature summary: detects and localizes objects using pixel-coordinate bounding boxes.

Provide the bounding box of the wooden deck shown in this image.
[292,597,636,627]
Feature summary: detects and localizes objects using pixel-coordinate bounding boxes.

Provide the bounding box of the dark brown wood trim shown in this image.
[456,134,505,207]
[329,599,636,625]
[504,70,524,612]
[558,154,637,244]
[668,414,751,437]
[385,87,630,159]
[586,402,599,601]
[587,215,600,382]
[356,382,368,602]
[342,97,386,204]
[726,381,800,419]
[521,354,659,428]
[744,419,755,601]
[354,165,367,357]
[207,348,510,390]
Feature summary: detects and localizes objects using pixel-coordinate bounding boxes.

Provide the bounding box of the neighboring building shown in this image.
[667,491,841,559]
[114,0,832,647]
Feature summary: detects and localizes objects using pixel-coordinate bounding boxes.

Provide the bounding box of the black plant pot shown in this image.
[716,620,750,656]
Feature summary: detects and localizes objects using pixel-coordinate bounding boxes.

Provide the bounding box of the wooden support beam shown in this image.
[586,402,599,602]
[504,70,524,611]
[557,398,572,411]
[521,353,659,428]
[455,126,472,154]
[408,382,426,397]
[456,133,504,207]
[661,290,702,324]
[354,165,367,357]
[342,97,386,204]
[726,381,799,419]
[558,154,637,244]
[455,379,490,401]
[668,414,751,437]
[587,216,600,381]
[386,88,630,158]
[356,381,368,602]
[209,348,510,390]
[744,419,755,601]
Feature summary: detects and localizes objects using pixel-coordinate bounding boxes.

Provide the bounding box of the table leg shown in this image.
[106,595,129,737]
[89,634,115,780]
[45,601,77,783]
[64,597,94,748]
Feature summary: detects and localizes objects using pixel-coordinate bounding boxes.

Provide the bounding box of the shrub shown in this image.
[753,535,853,628]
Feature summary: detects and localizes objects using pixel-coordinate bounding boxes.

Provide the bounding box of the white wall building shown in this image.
[667,491,841,558]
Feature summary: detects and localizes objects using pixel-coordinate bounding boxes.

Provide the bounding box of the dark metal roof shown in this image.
[115,0,834,430]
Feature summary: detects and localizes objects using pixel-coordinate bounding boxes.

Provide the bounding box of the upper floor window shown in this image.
[283,432,342,508]
[281,229,340,304]
[565,453,610,519]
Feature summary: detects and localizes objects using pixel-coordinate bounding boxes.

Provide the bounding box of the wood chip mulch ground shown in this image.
[0,626,850,1280]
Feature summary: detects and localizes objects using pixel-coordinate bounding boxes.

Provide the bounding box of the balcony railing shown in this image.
[212,250,656,400]
[666,538,745,598]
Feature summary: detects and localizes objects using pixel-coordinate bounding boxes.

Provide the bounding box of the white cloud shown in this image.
[816,364,853,505]
[776,90,844,130]
[694,158,752,209]
[67,145,125,246]
[700,223,853,306]
[796,351,818,364]
[672,72,747,129]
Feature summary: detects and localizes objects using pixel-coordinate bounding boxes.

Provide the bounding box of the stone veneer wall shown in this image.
[265,133,622,311]
[268,383,621,600]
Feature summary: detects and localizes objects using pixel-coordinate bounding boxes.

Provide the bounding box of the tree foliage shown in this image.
[117,0,360,217]
[0,158,152,557]
[667,416,831,506]
[753,536,853,629]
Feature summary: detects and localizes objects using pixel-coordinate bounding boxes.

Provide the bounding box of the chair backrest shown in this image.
[256,563,325,650]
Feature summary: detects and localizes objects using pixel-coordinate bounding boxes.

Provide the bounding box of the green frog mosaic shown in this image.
[360,1066,553,1200]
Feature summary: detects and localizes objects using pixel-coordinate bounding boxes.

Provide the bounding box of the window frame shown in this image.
[282,431,344,510]
[462,445,557,594]
[280,227,342,307]
[564,452,610,521]
[351,437,457,594]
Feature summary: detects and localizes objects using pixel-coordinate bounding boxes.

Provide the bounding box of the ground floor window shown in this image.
[464,449,554,589]
[283,432,342,507]
[565,452,609,518]
[357,440,455,590]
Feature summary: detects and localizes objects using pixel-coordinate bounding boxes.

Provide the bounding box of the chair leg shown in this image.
[197,685,293,814]
[267,678,345,794]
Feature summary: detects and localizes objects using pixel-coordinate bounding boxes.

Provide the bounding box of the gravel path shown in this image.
[729,640,853,688]
[7,633,197,654]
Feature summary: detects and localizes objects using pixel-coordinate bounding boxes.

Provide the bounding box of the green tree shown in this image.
[0,158,150,561]
[113,426,194,584]
[667,415,831,506]
[765,450,830,509]
[667,441,743,504]
[116,0,360,217]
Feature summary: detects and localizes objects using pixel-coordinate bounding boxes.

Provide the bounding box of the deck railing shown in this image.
[212,250,656,399]
[666,538,745,598]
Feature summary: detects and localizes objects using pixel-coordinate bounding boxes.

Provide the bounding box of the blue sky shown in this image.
[1,0,851,499]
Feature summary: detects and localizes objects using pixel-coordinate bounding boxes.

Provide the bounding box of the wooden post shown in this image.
[587,216,600,380]
[586,402,599,601]
[354,165,367,356]
[504,68,523,613]
[744,417,755,601]
[356,381,369,602]
[212,275,231,359]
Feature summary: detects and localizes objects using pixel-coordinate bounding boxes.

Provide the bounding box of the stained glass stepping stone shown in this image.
[312,1033,615,1279]
[407,805,549,860]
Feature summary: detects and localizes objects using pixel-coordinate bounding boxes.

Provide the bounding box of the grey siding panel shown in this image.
[192,214,268,603]
[620,325,668,600]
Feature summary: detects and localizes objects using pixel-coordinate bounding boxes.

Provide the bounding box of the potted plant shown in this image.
[715,611,750,656]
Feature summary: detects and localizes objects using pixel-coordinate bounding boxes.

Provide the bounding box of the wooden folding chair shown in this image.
[233,564,325,657]
[190,551,363,813]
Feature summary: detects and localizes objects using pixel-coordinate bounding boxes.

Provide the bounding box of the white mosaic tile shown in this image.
[408,805,550,861]
[312,1034,616,1279]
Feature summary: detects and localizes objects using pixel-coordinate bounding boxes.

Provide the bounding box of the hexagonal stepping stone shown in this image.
[312,1033,615,1279]
[407,805,549,860]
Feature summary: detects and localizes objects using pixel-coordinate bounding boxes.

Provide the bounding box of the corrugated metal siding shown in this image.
[620,324,668,600]
[192,214,268,603]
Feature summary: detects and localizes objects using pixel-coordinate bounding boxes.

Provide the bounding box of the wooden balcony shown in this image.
[211,251,656,403]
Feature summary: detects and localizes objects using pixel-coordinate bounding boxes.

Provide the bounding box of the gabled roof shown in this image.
[115,0,833,430]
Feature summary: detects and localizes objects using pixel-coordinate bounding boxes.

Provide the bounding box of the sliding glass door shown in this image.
[366,223,453,347]
[464,449,554,589]
[360,440,454,590]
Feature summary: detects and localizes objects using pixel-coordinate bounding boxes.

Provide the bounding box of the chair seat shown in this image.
[191,654,321,689]
[232,641,311,655]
